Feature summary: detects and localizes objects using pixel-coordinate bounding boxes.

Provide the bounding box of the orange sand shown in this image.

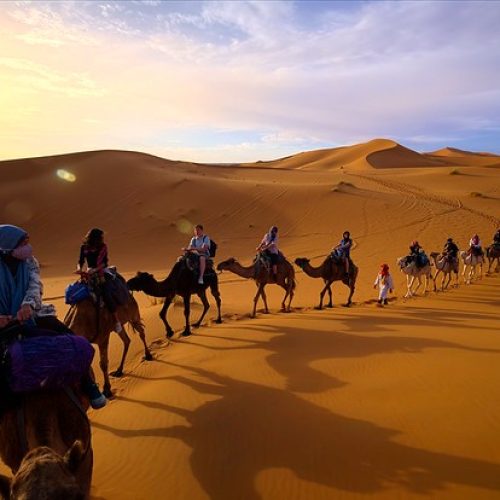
[1,139,500,499]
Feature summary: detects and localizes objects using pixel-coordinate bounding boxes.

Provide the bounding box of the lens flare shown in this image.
[56,169,76,182]
[176,218,193,235]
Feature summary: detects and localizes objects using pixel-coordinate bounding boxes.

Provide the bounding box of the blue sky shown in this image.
[1,0,499,162]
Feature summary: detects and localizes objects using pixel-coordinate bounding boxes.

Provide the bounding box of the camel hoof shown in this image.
[110,370,123,378]
[215,319,222,324]
[192,323,201,329]
[343,303,351,308]
[181,330,192,337]
[314,306,323,310]
[327,304,334,309]
[144,353,153,361]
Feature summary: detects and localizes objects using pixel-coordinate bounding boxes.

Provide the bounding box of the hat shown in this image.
[0,224,28,252]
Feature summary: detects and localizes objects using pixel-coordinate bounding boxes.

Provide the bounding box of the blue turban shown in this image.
[0,224,27,252]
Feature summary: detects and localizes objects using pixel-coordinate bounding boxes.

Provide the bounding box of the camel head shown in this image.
[216,258,237,271]
[127,272,155,291]
[294,258,310,269]
[396,256,410,271]
[3,442,86,500]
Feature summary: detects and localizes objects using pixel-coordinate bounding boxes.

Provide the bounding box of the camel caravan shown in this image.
[0,221,499,497]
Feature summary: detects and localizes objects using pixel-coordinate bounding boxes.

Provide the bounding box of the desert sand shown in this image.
[1,138,500,499]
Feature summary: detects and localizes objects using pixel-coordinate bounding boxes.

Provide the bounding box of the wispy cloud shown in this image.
[1,0,500,161]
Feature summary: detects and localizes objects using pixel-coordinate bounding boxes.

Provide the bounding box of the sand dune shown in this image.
[1,139,500,499]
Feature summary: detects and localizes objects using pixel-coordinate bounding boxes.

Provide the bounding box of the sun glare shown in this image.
[56,169,76,182]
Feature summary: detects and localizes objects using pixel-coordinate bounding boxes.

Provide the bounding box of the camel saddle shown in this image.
[253,252,285,278]
[0,323,93,417]
[182,254,215,277]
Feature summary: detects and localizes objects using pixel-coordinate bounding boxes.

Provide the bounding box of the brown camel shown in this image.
[294,256,358,308]
[430,252,459,290]
[127,258,222,338]
[0,390,92,499]
[216,256,296,317]
[486,245,500,273]
[64,293,152,398]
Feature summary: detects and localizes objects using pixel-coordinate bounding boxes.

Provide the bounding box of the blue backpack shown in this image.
[65,281,90,305]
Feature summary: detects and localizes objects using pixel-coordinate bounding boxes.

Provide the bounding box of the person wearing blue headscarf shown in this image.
[0,224,39,327]
[0,225,106,409]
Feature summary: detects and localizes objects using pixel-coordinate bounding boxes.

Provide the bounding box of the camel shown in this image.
[460,250,484,284]
[64,292,151,398]
[486,245,500,274]
[217,256,296,317]
[430,252,459,290]
[294,256,358,308]
[396,256,436,298]
[127,258,222,339]
[0,390,92,499]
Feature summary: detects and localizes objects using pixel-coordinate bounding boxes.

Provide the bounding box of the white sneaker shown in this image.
[115,322,123,333]
[198,277,204,285]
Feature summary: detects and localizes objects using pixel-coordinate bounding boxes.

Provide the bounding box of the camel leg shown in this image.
[280,284,289,312]
[345,282,355,306]
[281,283,293,312]
[210,282,223,324]
[287,285,294,312]
[160,294,175,338]
[132,319,153,361]
[252,285,262,317]
[261,286,270,313]
[110,327,131,378]
[434,269,442,290]
[193,290,210,328]
[98,339,112,398]
[318,285,327,310]
[182,295,192,337]
[444,273,451,290]
[462,264,470,285]
[326,283,333,308]
[405,275,413,298]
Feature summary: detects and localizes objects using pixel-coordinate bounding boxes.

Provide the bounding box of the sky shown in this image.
[1,0,500,163]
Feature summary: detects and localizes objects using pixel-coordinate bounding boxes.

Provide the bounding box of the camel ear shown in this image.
[0,474,11,499]
[64,441,85,474]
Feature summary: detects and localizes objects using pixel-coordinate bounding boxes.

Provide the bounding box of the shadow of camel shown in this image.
[179,314,500,394]
[94,362,500,499]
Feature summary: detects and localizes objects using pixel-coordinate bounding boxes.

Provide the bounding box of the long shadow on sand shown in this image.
[182,309,499,394]
[94,363,500,499]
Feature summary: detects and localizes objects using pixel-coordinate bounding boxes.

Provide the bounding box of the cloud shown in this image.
[1,0,500,161]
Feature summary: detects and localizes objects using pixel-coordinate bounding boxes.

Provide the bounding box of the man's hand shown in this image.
[16,304,33,322]
[0,315,13,328]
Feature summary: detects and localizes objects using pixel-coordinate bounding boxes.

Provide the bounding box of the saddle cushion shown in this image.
[6,333,94,393]
[65,281,90,305]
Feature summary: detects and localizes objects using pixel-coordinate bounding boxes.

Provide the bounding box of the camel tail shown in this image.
[129,318,146,335]
[286,267,297,291]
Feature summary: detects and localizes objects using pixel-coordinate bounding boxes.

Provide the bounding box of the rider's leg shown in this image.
[198,256,206,284]
[102,283,122,332]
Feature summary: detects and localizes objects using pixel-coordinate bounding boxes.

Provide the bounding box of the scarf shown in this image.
[0,225,31,316]
[0,257,30,316]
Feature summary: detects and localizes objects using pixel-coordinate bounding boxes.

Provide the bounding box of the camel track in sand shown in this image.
[347,173,499,229]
